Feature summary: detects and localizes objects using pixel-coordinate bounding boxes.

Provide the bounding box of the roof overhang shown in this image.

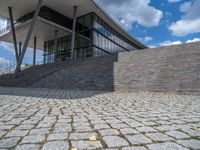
[0,0,147,49]
[0,17,70,50]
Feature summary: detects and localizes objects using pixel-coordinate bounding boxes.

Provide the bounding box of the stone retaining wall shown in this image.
[0,42,199,93]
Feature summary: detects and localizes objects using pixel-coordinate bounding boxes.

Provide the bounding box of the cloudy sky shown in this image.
[97,0,200,47]
[0,0,200,67]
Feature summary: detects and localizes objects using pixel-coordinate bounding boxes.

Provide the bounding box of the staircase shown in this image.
[0,42,199,94]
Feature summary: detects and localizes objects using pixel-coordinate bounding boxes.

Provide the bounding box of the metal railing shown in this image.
[0,19,31,37]
[0,10,35,36]
[0,64,16,75]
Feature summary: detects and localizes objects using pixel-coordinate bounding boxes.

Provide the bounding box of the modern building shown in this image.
[0,0,147,75]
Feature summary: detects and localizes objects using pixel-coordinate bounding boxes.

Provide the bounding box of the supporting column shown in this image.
[33,37,37,66]
[54,30,58,62]
[8,7,19,62]
[15,0,43,76]
[70,6,77,61]
[19,42,22,57]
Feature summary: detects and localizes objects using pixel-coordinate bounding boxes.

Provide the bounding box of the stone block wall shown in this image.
[0,42,199,93]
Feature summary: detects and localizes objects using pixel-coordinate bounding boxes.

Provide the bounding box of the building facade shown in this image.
[0,0,147,75]
[43,11,142,64]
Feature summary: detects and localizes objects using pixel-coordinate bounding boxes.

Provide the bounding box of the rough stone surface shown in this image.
[99,129,120,136]
[0,87,200,149]
[165,131,190,139]
[42,141,69,150]
[47,133,68,141]
[15,144,40,150]
[71,140,102,149]
[0,42,200,94]
[0,137,20,149]
[177,139,200,149]
[103,136,129,148]
[146,133,173,142]
[21,135,45,144]
[120,128,139,135]
[122,146,148,150]
[147,142,188,150]
[126,134,152,145]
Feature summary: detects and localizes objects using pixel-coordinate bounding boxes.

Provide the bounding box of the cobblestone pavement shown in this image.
[0,87,200,150]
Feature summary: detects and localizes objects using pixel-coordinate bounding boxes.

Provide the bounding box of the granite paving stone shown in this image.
[165,130,190,139]
[70,132,97,140]
[122,146,148,150]
[147,142,189,150]
[146,133,174,142]
[47,133,68,141]
[177,139,200,149]
[5,130,29,137]
[71,140,102,149]
[120,128,139,135]
[0,137,21,149]
[99,129,120,136]
[103,136,129,148]
[20,135,46,144]
[42,141,69,150]
[15,144,40,150]
[126,134,152,145]
[0,87,199,149]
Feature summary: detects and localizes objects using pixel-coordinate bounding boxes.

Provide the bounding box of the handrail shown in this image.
[0,11,34,36]
[0,17,33,36]
[0,64,16,75]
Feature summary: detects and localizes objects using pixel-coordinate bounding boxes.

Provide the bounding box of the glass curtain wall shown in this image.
[74,14,93,59]
[43,12,138,64]
[92,13,136,57]
[44,14,93,64]
[43,37,70,63]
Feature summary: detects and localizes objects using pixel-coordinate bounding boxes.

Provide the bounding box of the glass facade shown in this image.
[44,13,139,64]
[92,14,136,57]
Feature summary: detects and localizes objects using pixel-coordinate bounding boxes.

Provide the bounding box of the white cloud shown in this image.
[186,38,200,43]
[98,0,163,30]
[149,45,157,48]
[144,36,153,42]
[157,38,200,47]
[0,57,10,68]
[159,40,182,46]
[180,1,192,13]
[169,0,200,36]
[169,19,200,36]
[138,36,153,43]
[168,0,180,3]
[0,41,15,54]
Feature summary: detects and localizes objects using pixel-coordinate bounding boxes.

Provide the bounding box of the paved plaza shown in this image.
[0,87,200,150]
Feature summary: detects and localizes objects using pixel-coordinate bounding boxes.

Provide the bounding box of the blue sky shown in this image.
[97,0,200,47]
[0,0,200,67]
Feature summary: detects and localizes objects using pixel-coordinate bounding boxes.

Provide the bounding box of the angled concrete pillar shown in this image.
[8,7,19,62]
[70,6,77,61]
[33,37,37,66]
[54,30,58,62]
[15,0,43,76]
[19,42,22,57]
